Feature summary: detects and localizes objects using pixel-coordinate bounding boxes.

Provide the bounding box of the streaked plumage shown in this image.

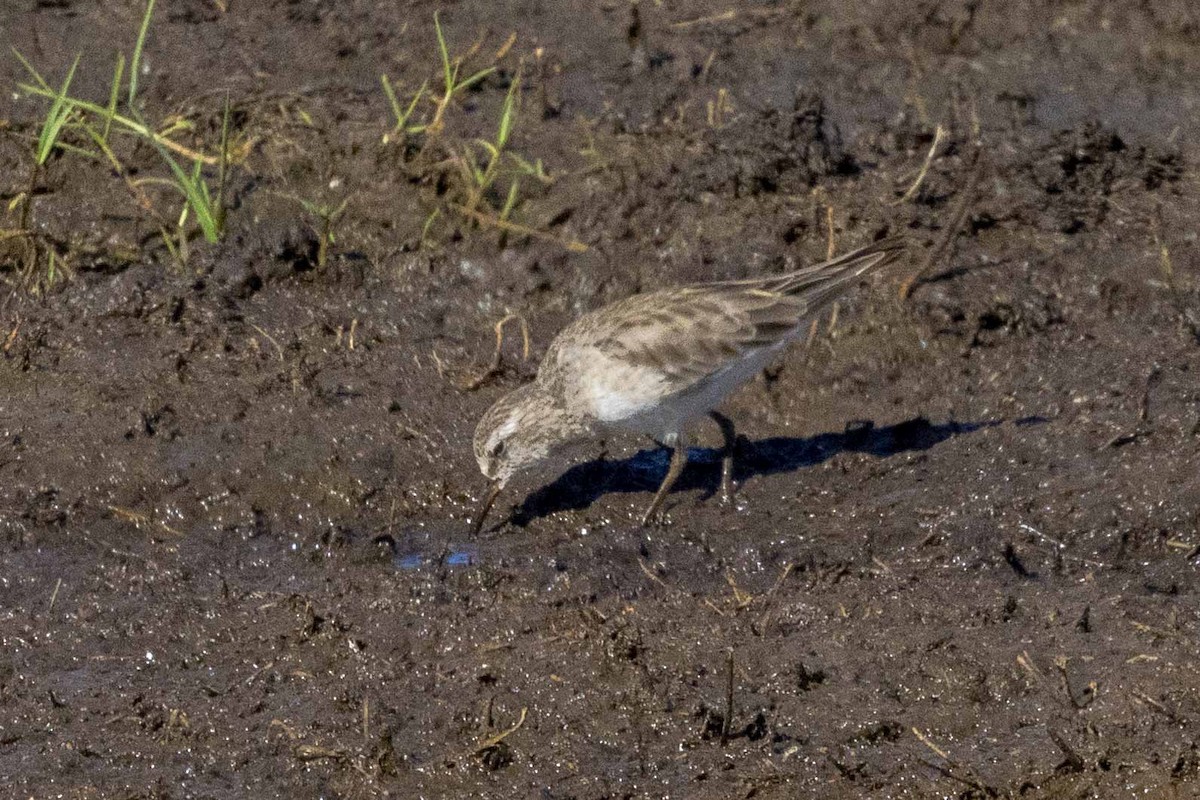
[472,237,906,530]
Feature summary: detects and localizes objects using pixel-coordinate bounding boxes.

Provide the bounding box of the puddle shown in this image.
[388,524,479,570]
[394,547,476,570]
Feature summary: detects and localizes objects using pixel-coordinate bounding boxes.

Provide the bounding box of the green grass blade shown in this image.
[381,74,403,127]
[19,82,215,163]
[191,160,220,243]
[11,48,53,92]
[456,67,494,93]
[382,76,428,133]
[104,53,126,143]
[143,116,221,244]
[473,139,500,162]
[128,0,157,109]
[496,72,520,150]
[402,79,428,129]
[35,54,81,165]
[434,11,453,97]
[216,94,230,226]
[45,136,102,163]
[499,178,520,221]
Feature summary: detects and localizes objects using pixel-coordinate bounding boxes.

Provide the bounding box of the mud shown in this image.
[2,1,1200,797]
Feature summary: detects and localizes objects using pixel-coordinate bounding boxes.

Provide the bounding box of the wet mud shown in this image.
[2,1,1200,797]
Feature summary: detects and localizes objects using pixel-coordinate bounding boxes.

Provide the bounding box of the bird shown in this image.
[471,237,906,531]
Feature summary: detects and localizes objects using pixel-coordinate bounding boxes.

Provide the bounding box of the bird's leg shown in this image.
[709,411,737,503]
[640,432,689,526]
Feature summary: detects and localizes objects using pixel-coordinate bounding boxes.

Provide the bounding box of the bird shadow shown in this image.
[509,415,1039,526]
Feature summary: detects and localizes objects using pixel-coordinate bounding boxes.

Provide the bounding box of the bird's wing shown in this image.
[538,240,904,422]
[573,286,809,384]
[564,239,904,386]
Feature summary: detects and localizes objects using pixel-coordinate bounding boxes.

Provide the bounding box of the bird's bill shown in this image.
[471,480,503,534]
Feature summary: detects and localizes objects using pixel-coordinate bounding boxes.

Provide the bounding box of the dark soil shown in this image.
[3,1,1200,797]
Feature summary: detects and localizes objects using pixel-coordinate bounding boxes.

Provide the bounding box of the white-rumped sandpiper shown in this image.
[472,237,906,530]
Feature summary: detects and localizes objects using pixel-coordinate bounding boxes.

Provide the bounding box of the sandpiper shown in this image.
[472,237,906,530]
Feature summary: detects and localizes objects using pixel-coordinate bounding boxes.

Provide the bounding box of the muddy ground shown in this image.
[2,1,1200,797]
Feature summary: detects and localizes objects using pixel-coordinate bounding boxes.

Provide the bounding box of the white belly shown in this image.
[584,345,780,438]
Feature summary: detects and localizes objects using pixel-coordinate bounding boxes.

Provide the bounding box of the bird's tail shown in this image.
[767,238,907,311]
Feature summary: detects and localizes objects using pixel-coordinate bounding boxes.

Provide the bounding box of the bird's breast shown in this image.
[580,352,675,427]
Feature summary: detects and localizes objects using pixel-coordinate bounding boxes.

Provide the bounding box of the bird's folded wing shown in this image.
[587,288,807,384]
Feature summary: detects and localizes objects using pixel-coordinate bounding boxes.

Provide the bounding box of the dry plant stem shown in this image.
[451,203,588,252]
[892,123,946,205]
[825,205,836,258]
[899,143,984,299]
[493,33,517,61]
[461,313,531,391]
[48,578,62,611]
[1047,729,1085,773]
[14,164,40,281]
[18,164,38,231]
[913,728,999,796]
[637,557,675,592]
[720,648,735,746]
[3,319,20,354]
[18,82,219,164]
[1152,203,1199,341]
[472,706,527,753]
[77,119,191,264]
[675,10,739,28]
[918,758,999,797]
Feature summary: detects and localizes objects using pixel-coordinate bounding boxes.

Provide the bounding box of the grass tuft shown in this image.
[381,74,429,142]
[278,193,349,268]
[379,12,496,143]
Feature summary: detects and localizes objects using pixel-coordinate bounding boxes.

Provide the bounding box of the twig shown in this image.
[753,562,795,633]
[672,8,783,27]
[804,318,820,348]
[899,143,984,299]
[1018,521,1064,549]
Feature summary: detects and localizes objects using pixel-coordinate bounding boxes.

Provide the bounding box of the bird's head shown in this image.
[473,383,557,488]
[470,383,587,532]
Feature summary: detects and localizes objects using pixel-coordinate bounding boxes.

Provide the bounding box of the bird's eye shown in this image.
[491,441,505,458]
